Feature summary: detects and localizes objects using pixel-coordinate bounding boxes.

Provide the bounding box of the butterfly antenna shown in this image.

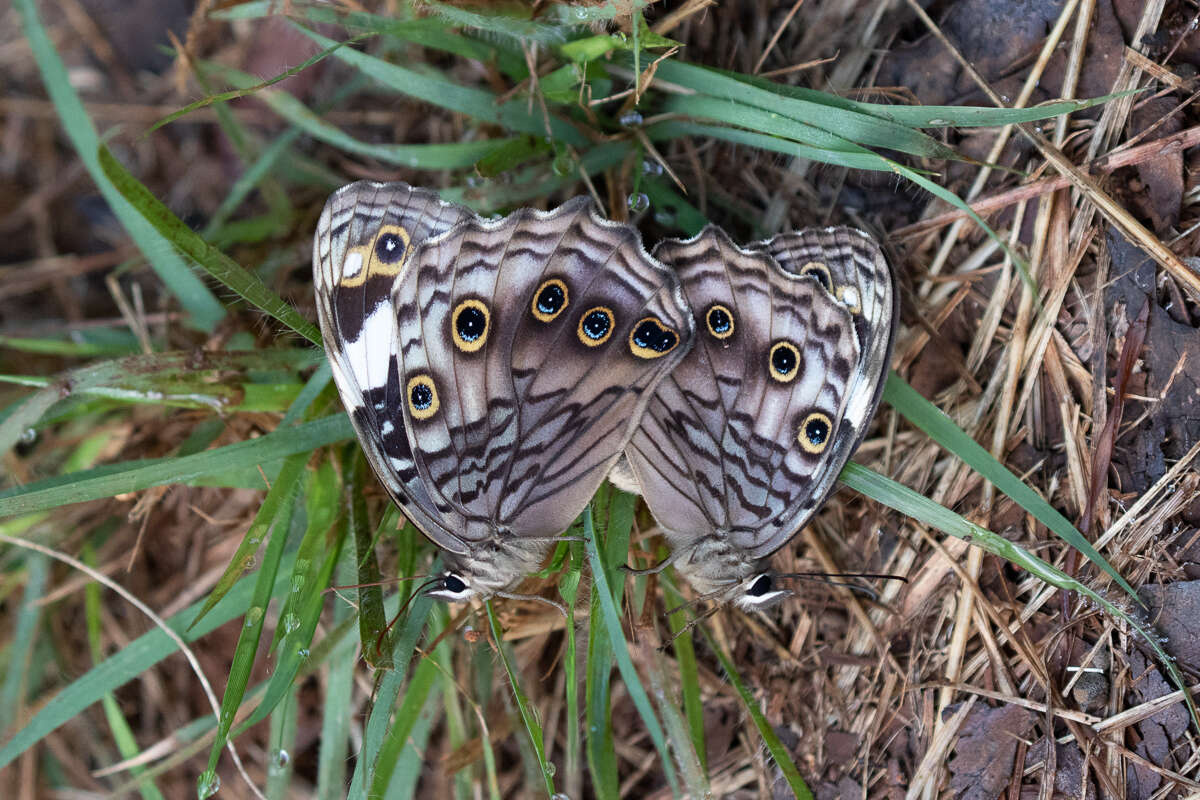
[774,571,907,601]
[374,575,443,660]
[622,549,680,577]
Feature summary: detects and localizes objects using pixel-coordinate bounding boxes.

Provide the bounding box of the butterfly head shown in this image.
[671,539,792,609]
[423,538,550,603]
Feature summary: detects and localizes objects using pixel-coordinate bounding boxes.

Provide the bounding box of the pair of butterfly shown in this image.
[313,181,896,610]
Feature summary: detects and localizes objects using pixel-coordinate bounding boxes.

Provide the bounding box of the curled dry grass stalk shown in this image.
[1,0,1199,797]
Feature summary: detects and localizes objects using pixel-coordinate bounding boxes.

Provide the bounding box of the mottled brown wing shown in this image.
[390,199,694,548]
[624,225,891,561]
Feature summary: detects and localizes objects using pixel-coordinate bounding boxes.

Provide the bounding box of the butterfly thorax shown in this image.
[670,533,789,609]
[432,534,551,602]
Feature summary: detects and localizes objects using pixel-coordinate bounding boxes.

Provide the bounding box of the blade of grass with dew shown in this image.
[486,602,557,797]
[265,690,298,800]
[0,350,316,457]
[882,372,1136,598]
[315,547,359,800]
[231,500,344,736]
[841,461,1200,731]
[348,580,435,795]
[641,177,708,237]
[702,627,813,799]
[297,27,591,148]
[584,503,680,796]
[269,458,340,654]
[0,414,353,518]
[557,538,585,797]
[0,549,297,769]
[198,464,301,787]
[382,691,439,800]
[13,0,224,331]
[0,554,49,733]
[644,644,709,797]
[367,646,442,797]
[440,141,633,211]
[98,146,320,345]
[660,572,706,772]
[83,546,167,800]
[189,450,306,628]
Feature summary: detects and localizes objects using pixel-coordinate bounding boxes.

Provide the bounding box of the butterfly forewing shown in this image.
[391,200,694,544]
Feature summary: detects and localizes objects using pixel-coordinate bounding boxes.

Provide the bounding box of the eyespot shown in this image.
[452,299,490,353]
[629,317,680,358]
[532,278,569,322]
[800,261,833,292]
[837,285,862,315]
[374,225,410,265]
[577,306,614,346]
[746,574,774,597]
[406,374,439,420]
[705,304,734,339]
[336,224,411,287]
[768,341,801,382]
[798,412,833,454]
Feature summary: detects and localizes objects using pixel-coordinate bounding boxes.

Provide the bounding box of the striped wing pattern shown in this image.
[314,181,693,596]
[623,226,896,598]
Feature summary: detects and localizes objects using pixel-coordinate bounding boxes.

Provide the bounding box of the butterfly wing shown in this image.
[625,225,894,569]
[391,199,694,547]
[313,181,473,547]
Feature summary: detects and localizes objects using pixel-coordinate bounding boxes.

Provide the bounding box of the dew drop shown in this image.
[283,613,301,634]
[927,118,951,126]
[552,152,573,176]
[618,111,643,127]
[641,159,663,176]
[545,762,557,777]
[627,193,649,213]
[18,428,36,445]
[653,210,675,226]
[466,175,483,187]
[274,749,290,768]
[197,770,221,798]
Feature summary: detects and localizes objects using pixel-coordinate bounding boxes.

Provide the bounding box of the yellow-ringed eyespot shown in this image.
[577,306,614,346]
[629,317,680,359]
[799,261,833,292]
[406,374,439,420]
[337,224,411,287]
[836,285,862,315]
[768,340,801,382]
[705,304,734,339]
[531,278,569,322]
[451,299,490,352]
[797,412,833,454]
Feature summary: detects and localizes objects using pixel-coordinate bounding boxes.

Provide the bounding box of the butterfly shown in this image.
[611,225,897,608]
[313,181,695,602]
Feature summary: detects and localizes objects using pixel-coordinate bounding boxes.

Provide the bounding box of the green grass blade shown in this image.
[297,27,590,147]
[882,373,1136,598]
[702,628,812,799]
[315,548,359,800]
[0,551,296,770]
[0,414,353,518]
[661,578,706,772]
[265,690,298,800]
[98,146,320,346]
[0,554,49,733]
[197,464,300,791]
[646,120,893,172]
[12,0,224,331]
[368,653,441,797]
[584,505,680,796]
[841,461,1200,731]
[190,453,307,628]
[485,603,557,797]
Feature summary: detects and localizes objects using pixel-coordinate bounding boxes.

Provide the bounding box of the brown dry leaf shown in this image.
[947,703,1036,800]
